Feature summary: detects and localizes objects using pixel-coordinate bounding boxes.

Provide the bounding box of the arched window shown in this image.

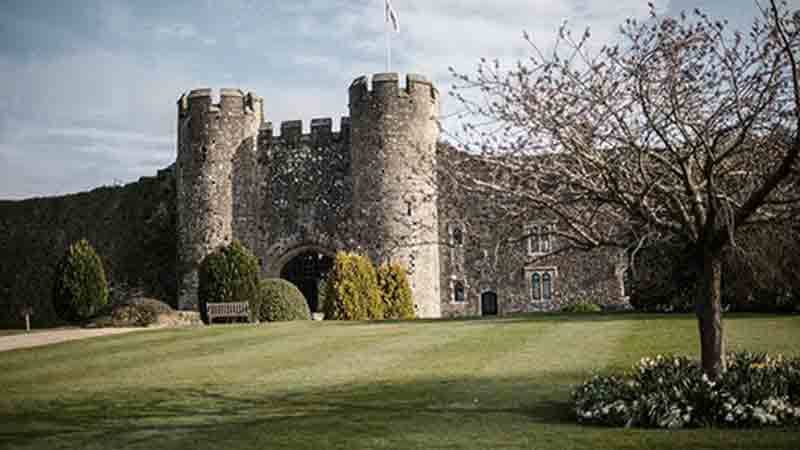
[452,227,463,246]
[453,280,466,302]
[528,223,556,254]
[542,272,552,300]
[531,273,541,301]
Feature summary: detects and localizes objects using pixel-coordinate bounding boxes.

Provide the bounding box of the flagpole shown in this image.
[386,9,391,72]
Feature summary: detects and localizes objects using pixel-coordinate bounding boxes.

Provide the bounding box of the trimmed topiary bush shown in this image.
[198,240,260,324]
[323,252,383,320]
[561,302,602,313]
[53,239,109,322]
[253,278,311,322]
[574,352,800,428]
[377,263,415,319]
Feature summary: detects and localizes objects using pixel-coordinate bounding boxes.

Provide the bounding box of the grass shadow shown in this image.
[335,312,799,328]
[0,374,577,449]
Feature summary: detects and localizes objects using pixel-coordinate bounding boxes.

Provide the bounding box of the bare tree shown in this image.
[449,0,800,377]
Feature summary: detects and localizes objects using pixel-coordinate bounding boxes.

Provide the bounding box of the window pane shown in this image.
[454,281,465,302]
[542,272,552,300]
[452,227,463,246]
[532,273,541,300]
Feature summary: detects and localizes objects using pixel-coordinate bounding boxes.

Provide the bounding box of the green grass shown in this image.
[0,313,798,449]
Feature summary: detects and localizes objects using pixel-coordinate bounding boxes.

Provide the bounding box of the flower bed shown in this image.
[573,352,800,428]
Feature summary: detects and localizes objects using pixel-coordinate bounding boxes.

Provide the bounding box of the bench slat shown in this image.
[206,302,251,324]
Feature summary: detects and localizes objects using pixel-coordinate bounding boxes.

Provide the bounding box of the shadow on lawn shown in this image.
[0,376,575,448]
[340,312,794,328]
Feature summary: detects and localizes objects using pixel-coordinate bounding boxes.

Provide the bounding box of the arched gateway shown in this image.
[277,248,334,313]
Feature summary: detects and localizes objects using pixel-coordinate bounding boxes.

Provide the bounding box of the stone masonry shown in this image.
[175,73,629,318]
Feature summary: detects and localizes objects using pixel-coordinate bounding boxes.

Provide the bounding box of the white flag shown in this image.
[385,0,399,32]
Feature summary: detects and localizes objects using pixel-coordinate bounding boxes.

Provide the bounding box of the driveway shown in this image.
[0,327,145,352]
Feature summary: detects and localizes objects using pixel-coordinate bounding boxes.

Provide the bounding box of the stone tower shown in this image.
[175,88,263,310]
[349,73,442,318]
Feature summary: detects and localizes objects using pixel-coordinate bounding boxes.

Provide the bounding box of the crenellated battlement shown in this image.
[177,88,263,119]
[348,73,438,107]
[176,74,441,316]
[257,117,351,146]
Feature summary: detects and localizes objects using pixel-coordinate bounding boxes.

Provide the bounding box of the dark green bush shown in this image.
[323,252,383,320]
[198,240,260,324]
[628,226,800,314]
[377,263,415,319]
[53,239,109,322]
[253,278,310,322]
[574,352,800,428]
[561,302,602,313]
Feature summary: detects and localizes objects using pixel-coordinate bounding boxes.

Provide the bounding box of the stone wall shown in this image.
[249,118,352,276]
[0,73,629,325]
[436,145,628,317]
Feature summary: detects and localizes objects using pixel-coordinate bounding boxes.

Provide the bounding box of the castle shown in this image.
[175,72,629,318]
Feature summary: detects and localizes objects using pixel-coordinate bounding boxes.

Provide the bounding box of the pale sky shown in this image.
[0,0,794,199]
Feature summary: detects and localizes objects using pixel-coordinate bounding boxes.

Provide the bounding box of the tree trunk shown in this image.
[695,249,726,378]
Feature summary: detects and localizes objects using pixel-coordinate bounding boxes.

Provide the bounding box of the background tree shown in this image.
[450,1,800,377]
[53,239,109,322]
[197,240,260,324]
[323,252,383,320]
[377,263,416,320]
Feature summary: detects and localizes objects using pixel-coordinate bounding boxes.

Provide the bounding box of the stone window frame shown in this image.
[449,277,468,304]
[448,222,467,248]
[525,266,558,303]
[448,222,468,272]
[526,223,556,256]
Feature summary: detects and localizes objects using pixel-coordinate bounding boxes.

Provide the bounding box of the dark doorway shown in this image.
[481,291,498,316]
[280,250,334,313]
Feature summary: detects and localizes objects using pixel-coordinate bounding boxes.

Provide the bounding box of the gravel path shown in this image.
[0,327,146,352]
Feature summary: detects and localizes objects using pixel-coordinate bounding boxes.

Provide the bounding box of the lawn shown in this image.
[0,313,798,449]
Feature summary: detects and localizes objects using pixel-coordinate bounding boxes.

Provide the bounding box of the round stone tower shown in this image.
[175,88,263,310]
[349,73,441,318]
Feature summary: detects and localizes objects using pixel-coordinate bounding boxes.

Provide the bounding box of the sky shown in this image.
[0,0,794,199]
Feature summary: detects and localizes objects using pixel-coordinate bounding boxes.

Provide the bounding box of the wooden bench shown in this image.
[206,302,251,324]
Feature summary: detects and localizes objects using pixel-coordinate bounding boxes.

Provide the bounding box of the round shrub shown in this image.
[561,302,602,313]
[253,278,311,322]
[574,352,800,428]
[53,239,109,322]
[377,263,415,319]
[111,297,174,326]
[323,252,383,320]
[198,240,260,324]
